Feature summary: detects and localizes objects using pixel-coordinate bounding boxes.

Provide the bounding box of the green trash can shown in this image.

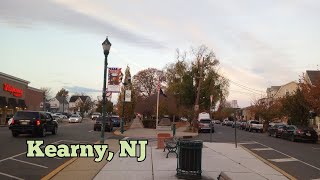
[176,140,203,179]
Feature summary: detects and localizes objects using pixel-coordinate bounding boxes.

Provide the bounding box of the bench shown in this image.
[163,137,179,158]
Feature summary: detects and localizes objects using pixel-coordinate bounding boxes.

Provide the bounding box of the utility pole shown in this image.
[193,57,204,127]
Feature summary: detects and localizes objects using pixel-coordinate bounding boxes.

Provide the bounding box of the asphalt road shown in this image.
[0,118,119,180]
[194,124,320,180]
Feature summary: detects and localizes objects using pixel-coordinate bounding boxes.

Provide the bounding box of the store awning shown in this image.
[8,98,18,108]
[18,99,27,108]
[0,96,7,108]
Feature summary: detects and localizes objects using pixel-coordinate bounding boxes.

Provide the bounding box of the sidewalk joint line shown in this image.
[10,158,48,168]
[150,144,155,180]
[0,172,24,180]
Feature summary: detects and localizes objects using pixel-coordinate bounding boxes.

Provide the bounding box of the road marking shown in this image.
[238,142,257,145]
[240,145,297,180]
[53,157,62,160]
[312,147,320,150]
[269,158,298,163]
[10,158,48,168]
[88,130,94,133]
[252,148,274,151]
[0,172,24,180]
[0,140,63,163]
[253,141,320,171]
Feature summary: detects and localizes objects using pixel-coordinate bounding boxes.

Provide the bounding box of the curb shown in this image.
[239,144,297,180]
[41,140,100,180]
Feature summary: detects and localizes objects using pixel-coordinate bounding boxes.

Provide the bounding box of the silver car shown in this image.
[68,114,83,123]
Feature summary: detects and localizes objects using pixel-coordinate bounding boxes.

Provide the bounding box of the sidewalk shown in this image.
[44,118,289,180]
[94,142,288,180]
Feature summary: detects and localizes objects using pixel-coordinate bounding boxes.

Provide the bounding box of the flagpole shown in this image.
[156,85,160,130]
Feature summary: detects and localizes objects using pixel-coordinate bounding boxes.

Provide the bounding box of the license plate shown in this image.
[306,133,311,136]
[21,122,28,125]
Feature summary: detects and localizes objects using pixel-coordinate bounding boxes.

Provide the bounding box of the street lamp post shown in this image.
[121,76,131,134]
[100,37,112,144]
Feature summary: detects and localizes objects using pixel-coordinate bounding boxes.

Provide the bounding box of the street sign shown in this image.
[125,90,131,102]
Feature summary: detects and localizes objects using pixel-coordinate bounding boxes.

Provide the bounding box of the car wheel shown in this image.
[40,127,46,137]
[290,135,295,142]
[274,132,278,138]
[12,131,19,137]
[52,126,58,135]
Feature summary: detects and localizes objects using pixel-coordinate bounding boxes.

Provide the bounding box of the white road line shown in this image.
[312,147,320,150]
[253,141,320,171]
[238,142,257,145]
[269,158,298,163]
[0,172,24,180]
[53,157,62,160]
[9,158,48,168]
[0,140,63,163]
[252,148,274,151]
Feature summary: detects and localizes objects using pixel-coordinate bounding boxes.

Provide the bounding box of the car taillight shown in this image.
[296,129,303,134]
[36,120,41,126]
[11,119,14,125]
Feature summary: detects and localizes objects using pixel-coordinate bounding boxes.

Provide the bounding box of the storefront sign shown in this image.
[3,83,23,97]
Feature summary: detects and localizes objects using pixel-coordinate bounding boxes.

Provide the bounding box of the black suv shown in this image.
[94,117,113,132]
[9,111,58,137]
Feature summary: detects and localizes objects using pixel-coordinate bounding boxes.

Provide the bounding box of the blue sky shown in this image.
[1,0,320,107]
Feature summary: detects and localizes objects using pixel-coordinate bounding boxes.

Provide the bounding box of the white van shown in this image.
[198,112,210,121]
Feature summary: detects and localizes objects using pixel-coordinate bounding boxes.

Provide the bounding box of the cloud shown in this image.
[0,0,166,50]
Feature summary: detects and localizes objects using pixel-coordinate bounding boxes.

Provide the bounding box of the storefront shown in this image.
[0,72,43,125]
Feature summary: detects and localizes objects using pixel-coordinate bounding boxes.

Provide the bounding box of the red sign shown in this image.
[3,83,23,97]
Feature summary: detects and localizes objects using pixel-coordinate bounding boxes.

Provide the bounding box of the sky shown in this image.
[1,0,320,107]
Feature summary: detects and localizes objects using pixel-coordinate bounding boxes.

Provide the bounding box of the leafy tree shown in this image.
[96,100,113,114]
[132,68,164,98]
[40,87,52,101]
[117,66,136,123]
[56,88,69,98]
[301,76,320,116]
[282,88,310,126]
[249,98,283,131]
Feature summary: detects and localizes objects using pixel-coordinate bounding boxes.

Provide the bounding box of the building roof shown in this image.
[69,96,89,103]
[55,96,69,104]
[0,72,30,85]
[306,70,320,85]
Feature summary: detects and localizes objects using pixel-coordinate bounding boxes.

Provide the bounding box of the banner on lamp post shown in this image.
[107,67,122,93]
[125,90,131,102]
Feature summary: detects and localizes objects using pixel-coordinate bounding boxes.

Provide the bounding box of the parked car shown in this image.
[68,114,83,123]
[54,113,67,119]
[239,121,247,130]
[62,112,71,118]
[9,111,58,137]
[281,125,318,143]
[268,124,286,137]
[180,117,188,122]
[52,115,62,122]
[247,120,263,132]
[93,117,113,132]
[226,120,233,126]
[232,121,241,128]
[213,120,221,124]
[111,116,121,127]
[222,119,228,126]
[91,112,101,120]
[198,119,214,133]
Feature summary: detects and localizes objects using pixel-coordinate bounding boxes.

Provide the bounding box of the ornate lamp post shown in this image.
[100,37,112,144]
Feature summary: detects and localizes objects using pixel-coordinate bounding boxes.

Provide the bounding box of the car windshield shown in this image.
[14,112,39,120]
[200,119,211,123]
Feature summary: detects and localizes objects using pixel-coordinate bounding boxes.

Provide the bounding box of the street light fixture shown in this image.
[121,75,131,134]
[100,36,112,144]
